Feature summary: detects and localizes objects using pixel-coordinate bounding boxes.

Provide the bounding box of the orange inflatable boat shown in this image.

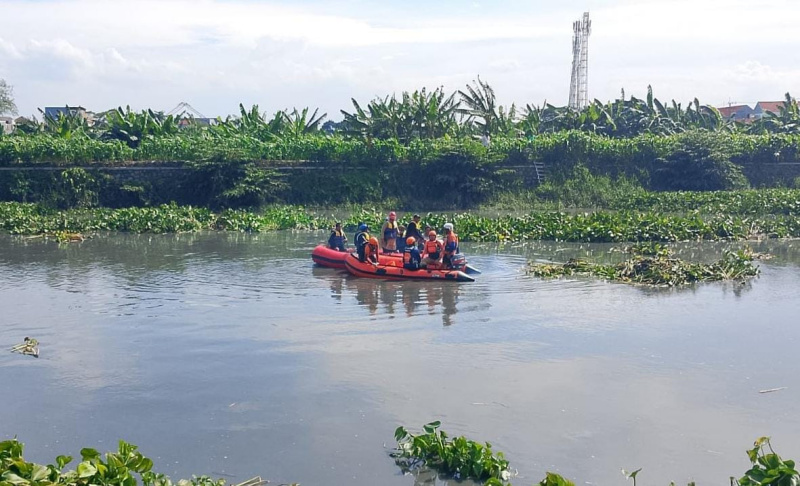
[312,244,481,274]
[311,245,352,269]
[344,253,474,282]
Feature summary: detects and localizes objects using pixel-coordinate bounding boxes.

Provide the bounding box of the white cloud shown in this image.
[0,0,799,117]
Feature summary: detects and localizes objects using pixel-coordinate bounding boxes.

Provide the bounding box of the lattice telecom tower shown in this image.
[568,12,591,110]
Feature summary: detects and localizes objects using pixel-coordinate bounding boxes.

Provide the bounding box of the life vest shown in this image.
[329,228,346,249]
[444,232,459,254]
[406,221,422,240]
[355,231,369,248]
[383,221,398,241]
[403,247,421,268]
[424,239,443,259]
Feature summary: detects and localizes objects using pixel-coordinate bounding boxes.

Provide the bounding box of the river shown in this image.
[1,232,800,485]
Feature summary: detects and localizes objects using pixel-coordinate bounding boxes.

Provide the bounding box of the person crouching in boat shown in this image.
[381,211,399,253]
[421,231,444,269]
[366,236,381,266]
[355,223,370,262]
[403,237,421,270]
[328,222,347,251]
[442,223,459,269]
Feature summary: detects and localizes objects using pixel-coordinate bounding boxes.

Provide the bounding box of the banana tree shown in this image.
[101,106,179,147]
[280,107,327,139]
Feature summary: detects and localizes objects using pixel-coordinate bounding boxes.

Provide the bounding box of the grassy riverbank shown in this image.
[1,131,800,209]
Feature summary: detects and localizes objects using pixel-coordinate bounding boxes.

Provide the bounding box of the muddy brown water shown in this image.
[1,233,800,485]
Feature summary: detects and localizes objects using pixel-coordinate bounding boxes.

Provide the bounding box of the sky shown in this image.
[0,0,799,119]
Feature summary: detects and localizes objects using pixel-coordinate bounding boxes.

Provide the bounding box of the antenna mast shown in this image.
[568,12,591,110]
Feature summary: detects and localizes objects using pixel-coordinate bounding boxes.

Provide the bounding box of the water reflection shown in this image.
[312,268,462,326]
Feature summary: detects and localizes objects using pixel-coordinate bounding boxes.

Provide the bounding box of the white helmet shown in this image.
[443,223,454,231]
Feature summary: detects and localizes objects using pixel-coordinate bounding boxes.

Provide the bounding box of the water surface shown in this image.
[1,233,799,485]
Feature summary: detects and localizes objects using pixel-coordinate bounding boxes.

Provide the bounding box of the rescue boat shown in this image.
[344,253,475,282]
[312,244,481,274]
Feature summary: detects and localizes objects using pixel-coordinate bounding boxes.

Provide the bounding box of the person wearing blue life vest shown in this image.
[328,222,347,251]
[403,237,421,270]
[381,211,399,252]
[354,223,370,262]
[396,224,407,252]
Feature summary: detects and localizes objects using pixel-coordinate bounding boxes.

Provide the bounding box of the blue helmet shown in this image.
[358,223,368,232]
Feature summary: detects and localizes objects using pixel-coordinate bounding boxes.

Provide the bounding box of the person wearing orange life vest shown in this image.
[421,230,444,269]
[365,236,381,266]
[403,237,421,270]
[381,211,399,252]
[442,223,459,269]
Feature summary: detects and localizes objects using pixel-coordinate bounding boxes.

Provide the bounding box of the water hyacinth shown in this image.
[3,202,800,242]
[527,247,761,286]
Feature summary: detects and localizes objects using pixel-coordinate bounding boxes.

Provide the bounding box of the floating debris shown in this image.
[759,387,788,394]
[10,337,39,358]
[233,477,269,486]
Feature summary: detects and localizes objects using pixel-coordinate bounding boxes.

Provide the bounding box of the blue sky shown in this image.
[1,0,798,118]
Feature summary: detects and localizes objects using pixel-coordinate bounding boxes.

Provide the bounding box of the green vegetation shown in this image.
[0,438,229,486]
[2,430,797,486]
[393,421,511,484]
[392,424,799,486]
[1,81,800,209]
[0,79,16,116]
[3,199,800,242]
[740,437,800,486]
[527,244,761,286]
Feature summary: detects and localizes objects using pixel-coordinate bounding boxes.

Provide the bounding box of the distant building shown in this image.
[753,101,789,119]
[0,116,14,134]
[177,117,217,128]
[717,104,754,123]
[42,106,96,125]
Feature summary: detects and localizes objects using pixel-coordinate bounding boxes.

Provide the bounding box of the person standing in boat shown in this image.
[442,223,459,269]
[355,223,370,262]
[396,224,407,252]
[421,230,444,269]
[328,222,347,251]
[381,211,399,253]
[405,214,423,249]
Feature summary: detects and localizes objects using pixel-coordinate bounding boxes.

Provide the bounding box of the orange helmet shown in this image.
[428,230,437,239]
[368,236,379,246]
[406,236,416,246]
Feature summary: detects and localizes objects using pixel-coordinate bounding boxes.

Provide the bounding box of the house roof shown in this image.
[0,116,13,122]
[717,105,751,117]
[755,101,786,113]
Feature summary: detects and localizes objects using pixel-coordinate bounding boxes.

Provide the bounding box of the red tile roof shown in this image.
[756,101,787,113]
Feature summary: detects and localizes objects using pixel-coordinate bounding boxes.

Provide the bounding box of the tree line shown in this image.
[2,77,799,148]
